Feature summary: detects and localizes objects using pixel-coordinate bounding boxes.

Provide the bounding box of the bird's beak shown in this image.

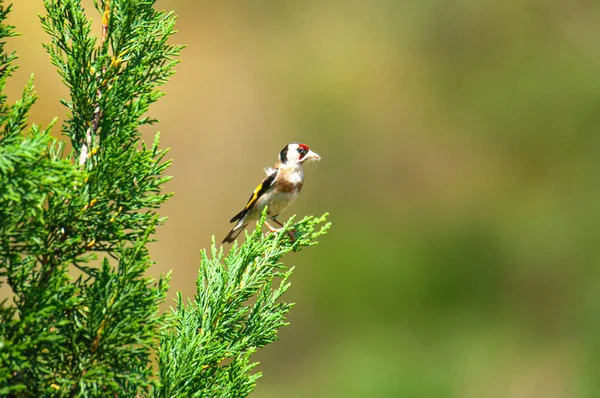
[304,150,321,162]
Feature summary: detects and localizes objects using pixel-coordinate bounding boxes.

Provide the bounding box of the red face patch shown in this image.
[296,144,309,159]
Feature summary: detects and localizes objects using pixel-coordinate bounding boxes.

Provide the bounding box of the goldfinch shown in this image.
[222,143,321,244]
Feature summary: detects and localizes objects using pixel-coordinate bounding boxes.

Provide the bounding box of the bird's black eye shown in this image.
[297,146,307,155]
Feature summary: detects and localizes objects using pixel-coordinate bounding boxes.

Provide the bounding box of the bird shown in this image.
[222,143,321,244]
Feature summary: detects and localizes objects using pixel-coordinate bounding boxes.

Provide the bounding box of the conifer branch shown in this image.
[2,0,182,395]
[156,211,330,397]
[0,1,331,396]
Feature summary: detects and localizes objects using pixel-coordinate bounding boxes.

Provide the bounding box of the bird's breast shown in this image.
[276,166,304,191]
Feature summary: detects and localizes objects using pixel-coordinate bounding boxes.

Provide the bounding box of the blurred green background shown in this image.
[6,1,600,396]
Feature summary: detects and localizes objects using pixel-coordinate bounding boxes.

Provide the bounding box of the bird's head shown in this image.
[279,143,321,165]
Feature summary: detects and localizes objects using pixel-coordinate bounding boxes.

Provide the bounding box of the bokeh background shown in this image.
[6,1,600,397]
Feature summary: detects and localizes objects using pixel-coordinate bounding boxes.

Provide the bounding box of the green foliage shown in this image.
[156,212,330,398]
[1,0,179,395]
[0,0,330,397]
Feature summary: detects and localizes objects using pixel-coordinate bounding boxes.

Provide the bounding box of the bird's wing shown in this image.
[229,168,278,223]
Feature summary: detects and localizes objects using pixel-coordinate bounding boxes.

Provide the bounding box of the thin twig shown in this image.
[79,1,111,167]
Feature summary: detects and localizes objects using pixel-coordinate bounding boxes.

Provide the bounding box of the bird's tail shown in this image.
[222,222,248,244]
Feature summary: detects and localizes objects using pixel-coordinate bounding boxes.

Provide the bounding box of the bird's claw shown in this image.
[264,221,296,241]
